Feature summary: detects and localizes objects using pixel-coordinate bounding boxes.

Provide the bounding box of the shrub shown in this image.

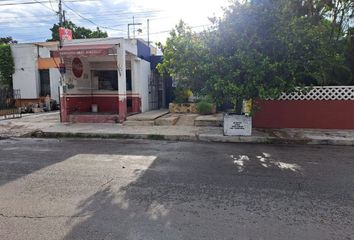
[197,101,214,115]
[174,87,192,103]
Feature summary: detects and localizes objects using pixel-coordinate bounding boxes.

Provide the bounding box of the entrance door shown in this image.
[39,70,50,97]
[149,71,164,110]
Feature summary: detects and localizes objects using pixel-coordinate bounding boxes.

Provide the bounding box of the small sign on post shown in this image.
[59,27,73,41]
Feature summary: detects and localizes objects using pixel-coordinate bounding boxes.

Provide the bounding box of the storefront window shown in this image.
[95,70,118,91]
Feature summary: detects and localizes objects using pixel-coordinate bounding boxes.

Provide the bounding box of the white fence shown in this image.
[277,86,354,101]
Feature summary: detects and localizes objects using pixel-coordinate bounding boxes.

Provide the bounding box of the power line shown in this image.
[0,9,161,21]
[62,1,124,31]
[33,0,57,13]
[0,14,162,24]
[48,0,55,11]
[0,0,95,6]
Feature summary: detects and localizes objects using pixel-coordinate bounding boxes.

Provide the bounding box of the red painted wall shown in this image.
[60,95,141,122]
[253,100,354,129]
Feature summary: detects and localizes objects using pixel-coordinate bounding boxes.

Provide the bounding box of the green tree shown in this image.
[208,1,352,111]
[48,21,108,41]
[158,0,353,113]
[0,36,17,44]
[0,44,14,88]
[157,20,210,92]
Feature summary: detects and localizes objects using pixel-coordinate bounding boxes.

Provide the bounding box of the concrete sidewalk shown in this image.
[1,112,354,146]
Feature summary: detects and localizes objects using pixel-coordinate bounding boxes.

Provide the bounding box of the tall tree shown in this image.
[157,20,210,92]
[48,21,108,41]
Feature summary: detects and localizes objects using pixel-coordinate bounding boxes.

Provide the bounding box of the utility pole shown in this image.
[58,0,63,48]
[63,10,66,23]
[133,16,135,39]
[127,16,142,39]
[147,19,150,47]
[58,0,63,27]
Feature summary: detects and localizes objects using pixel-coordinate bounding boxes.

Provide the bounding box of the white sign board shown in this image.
[223,114,252,136]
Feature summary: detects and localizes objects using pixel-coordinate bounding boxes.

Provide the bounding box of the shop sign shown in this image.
[72,58,83,78]
[59,27,73,41]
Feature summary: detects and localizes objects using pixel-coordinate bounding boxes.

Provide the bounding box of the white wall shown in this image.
[12,44,61,101]
[49,68,61,102]
[38,46,50,58]
[139,59,151,112]
[11,44,39,99]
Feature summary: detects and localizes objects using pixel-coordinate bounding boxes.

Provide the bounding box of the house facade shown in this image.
[58,38,166,123]
[11,42,61,103]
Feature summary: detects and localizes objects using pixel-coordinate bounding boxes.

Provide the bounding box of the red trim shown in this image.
[63,93,140,97]
[119,99,127,123]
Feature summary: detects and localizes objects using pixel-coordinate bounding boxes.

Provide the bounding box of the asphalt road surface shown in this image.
[0,138,353,240]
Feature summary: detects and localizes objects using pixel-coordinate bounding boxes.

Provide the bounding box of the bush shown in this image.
[174,87,192,103]
[197,101,214,115]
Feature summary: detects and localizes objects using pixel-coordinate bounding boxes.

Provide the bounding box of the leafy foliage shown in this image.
[48,21,108,41]
[158,0,353,112]
[173,86,192,104]
[0,44,14,88]
[0,36,17,44]
[197,101,214,115]
[157,20,210,92]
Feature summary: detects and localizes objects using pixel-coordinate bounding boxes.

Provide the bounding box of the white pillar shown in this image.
[117,43,127,122]
[131,58,139,94]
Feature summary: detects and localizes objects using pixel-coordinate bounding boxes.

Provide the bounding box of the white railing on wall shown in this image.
[276,86,354,101]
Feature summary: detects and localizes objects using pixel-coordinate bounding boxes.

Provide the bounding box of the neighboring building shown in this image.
[11,42,61,103]
[58,37,169,123]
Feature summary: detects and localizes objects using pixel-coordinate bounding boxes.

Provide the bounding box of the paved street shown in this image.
[0,138,353,240]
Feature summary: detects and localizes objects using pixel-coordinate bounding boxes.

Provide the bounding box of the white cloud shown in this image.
[0,0,230,42]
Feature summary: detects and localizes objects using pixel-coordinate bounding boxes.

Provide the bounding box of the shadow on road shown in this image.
[61,141,354,240]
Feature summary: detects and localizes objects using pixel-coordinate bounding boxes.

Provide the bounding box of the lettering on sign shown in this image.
[230,121,246,130]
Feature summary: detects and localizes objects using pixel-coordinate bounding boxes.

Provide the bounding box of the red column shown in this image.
[118,97,127,123]
[60,96,69,122]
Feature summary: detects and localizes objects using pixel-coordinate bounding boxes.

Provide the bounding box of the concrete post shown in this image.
[131,58,140,94]
[131,58,141,113]
[117,43,127,122]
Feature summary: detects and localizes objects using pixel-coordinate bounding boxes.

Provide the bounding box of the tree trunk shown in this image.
[235,98,243,115]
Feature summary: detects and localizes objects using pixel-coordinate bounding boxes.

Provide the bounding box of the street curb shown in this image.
[23,130,354,146]
[26,130,198,142]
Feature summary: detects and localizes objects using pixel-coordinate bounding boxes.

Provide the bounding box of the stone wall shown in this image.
[169,103,198,113]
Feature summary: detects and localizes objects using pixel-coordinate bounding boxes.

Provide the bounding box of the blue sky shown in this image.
[0,0,229,43]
